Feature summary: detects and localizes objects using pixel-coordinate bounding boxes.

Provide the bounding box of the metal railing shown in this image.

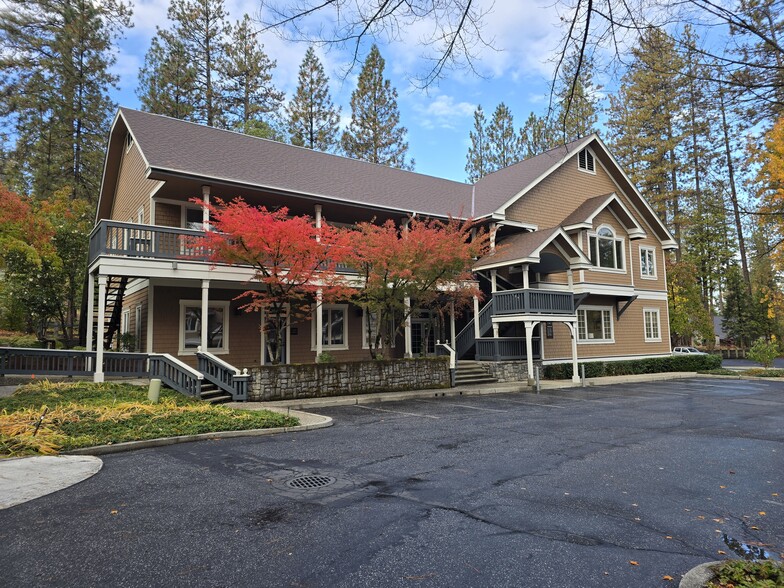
[197,350,250,401]
[493,289,575,315]
[0,348,149,377]
[149,354,203,398]
[474,337,541,361]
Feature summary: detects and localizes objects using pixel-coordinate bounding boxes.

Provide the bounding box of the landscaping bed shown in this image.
[0,381,298,457]
[706,559,784,587]
[544,354,721,379]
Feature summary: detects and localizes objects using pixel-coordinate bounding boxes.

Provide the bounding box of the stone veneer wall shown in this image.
[477,360,542,383]
[249,357,450,401]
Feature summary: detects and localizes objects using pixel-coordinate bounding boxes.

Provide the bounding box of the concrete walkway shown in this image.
[0,455,102,510]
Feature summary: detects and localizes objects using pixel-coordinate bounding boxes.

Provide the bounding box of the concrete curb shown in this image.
[65,411,333,456]
[0,455,103,509]
[679,561,722,588]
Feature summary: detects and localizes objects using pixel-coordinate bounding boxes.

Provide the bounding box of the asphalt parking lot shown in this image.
[1,377,783,587]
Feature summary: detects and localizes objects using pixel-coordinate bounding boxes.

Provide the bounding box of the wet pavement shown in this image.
[1,377,782,587]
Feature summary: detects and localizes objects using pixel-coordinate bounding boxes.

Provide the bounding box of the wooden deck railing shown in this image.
[474,337,541,361]
[493,289,574,315]
[0,348,149,377]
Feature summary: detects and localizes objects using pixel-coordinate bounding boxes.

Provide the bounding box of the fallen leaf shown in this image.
[110,510,118,515]
[634,517,641,521]
[718,550,726,555]
[665,536,673,539]
[773,493,779,497]
[719,485,726,489]
[697,515,706,520]
[759,511,766,516]
[729,470,736,474]
[663,575,674,581]
[751,526,760,530]
[712,518,723,523]
[603,571,609,576]
[629,561,639,566]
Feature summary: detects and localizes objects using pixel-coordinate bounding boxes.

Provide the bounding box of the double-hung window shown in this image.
[577,307,613,343]
[589,227,624,270]
[313,304,349,350]
[644,309,661,342]
[640,247,656,278]
[362,310,395,349]
[179,300,228,353]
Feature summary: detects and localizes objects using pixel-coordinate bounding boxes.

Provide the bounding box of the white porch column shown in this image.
[404,297,412,358]
[146,282,154,353]
[489,223,497,252]
[449,302,456,348]
[567,321,580,383]
[94,275,107,383]
[522,264,530,289]
[201,280,210,350]
[473,295,480,338]
[567,269,574,289]
[201,185,210,230]
[490,269,497,293]
[85,272,95,353]
[524,320,539,386]
[314,204,322,229]
[315,288,323,358]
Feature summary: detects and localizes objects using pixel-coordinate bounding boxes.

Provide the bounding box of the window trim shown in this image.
[178,300,229,355]
[639,246,657,279]
[576,306,614,344]
[587,225,626,273]
[135,304,143,350]
[311,303,349,351]
[644,308,662,342]
[577,147,596,174]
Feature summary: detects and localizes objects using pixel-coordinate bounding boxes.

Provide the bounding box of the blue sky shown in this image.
[111,0,587,183]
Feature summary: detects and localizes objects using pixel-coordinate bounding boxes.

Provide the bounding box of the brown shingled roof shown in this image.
[560,194,614,227]
[474,227,561,269]
[120,108,474,219]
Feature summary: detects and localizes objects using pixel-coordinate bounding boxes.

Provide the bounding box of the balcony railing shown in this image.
[88,220,359,274]
[475,337,540,361]
[492,289,575,315]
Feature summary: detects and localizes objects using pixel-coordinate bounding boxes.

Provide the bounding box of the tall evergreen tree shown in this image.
[0,0,131,203]
[286,47,340,151]
[222,16,284,132]
[607,28,686,256]
[166,0,229,127]
[465,105,491,181]
[486,103,521,170]
[518,112,558,158]
[341,45,412,169]
[137,31,197,120]
[554,49,601,141]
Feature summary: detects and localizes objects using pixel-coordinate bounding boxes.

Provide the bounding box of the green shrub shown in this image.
[707,559,784,588]
[316,351,335,363]
[748,337,780,368]
[543,353,721,379]
[0,330,42,348]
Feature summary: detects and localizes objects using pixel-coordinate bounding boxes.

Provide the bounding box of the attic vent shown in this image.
[578,149,595,173]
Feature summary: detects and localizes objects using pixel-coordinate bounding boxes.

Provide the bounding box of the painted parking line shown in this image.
[355,404,440,419]
[491,397,568,409]
[415,399,509,413]
[528,393,615,405]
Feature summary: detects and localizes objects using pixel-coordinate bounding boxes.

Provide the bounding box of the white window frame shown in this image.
[121,309,130,335]
[311,303,349,351]
[178,300,229,355]
[588,225,626,273]
[639,246,657,279]
[362,309,396,349]
[644,308,662,342]
[577,306,614,344]
[577,148,596,174]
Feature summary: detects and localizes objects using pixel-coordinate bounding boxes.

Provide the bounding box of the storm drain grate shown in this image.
[286,475,337,490]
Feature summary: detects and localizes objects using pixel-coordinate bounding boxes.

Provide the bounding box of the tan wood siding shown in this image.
[110,141,158,223]
[542,296,670,361]
[121,286,147,353]
[155,202,181,228]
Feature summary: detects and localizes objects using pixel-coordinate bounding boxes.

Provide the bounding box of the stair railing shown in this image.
[196,349,249,401]
[149,353,202,398]
[435,342,456,387]
[455,299,494,359]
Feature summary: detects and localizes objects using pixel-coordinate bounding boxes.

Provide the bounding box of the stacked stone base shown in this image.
[477,360,542,383]
[249,357,450,401]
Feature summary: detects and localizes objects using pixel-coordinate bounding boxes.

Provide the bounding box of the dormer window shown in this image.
[578,148,595,173]
[589,226,624,270]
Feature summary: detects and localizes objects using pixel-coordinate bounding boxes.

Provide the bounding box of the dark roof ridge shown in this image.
[477,134,596,181]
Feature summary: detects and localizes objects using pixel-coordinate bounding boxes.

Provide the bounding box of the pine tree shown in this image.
[606,28,686,256]
[222,16,284,133]
[286,47,340,151]
[518,112,558,158]
[0,0,131,203]
[465,105,491,181]
[554,50,601,142]
[341,45,412,169]
[166,0,230,127]
[138,31,198,120]
[486,103,521,170]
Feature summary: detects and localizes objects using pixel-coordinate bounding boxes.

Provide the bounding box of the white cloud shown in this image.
[412,94,475,130]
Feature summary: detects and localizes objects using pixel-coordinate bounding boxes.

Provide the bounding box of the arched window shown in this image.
[589,226,624,270]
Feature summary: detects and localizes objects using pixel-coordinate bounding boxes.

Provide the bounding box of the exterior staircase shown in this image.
[455,361,498,386]
[199,381,233,404]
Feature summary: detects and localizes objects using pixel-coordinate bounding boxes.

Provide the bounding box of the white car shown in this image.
[672,346,707,355]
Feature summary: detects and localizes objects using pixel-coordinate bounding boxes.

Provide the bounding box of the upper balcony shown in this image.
[88,220,357,273]
[492,288,575,316]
